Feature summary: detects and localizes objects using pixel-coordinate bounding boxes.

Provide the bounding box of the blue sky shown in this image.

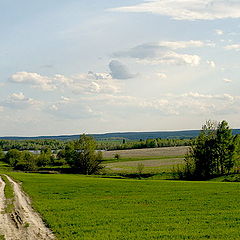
[1,0,240,136]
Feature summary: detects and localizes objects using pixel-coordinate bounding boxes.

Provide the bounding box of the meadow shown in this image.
[102,146,188,175]
[7,172,240,240]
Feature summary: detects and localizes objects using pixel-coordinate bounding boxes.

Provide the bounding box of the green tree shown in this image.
[215,120,235,174]
[4,149,22,167]
[0,148,4,160]
[70,134,103,174]
[16,151,38,171]
[184,120,237,179]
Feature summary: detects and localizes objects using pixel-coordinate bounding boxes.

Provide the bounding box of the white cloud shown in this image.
[71,71,122,94]
[9,71,122,95]
[111,0,240,21]
[223,78,233,83]
[2,92,40,109]
[215,29,224,35]
[138,52,201,66]
[47,97,101,119]
[158,40,214,49]
[114,41,203,66]
[206,60,216,68]
[156,73,167,79]
[9,72,57,91]
[82,92,240,117]
[224,44,240,51]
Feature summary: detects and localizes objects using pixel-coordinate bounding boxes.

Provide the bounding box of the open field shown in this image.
[6,172,240,240]
[104,158,184,174]
[103,146,189,159]
[102,146,188,174]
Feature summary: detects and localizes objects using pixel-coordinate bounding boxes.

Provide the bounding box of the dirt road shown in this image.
[0,175,55,240]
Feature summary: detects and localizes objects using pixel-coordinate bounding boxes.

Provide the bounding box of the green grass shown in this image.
[6,172,240,240]
[0,161,13,172]
[102,155,183,163]
[1,175,14,213]
[0,235,5,240]
[104,158,184,175]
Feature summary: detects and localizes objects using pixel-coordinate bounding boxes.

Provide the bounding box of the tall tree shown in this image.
[69,134,103,174]
[184,120,237,179]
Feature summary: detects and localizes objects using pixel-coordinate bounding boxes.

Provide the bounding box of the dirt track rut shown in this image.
[0,175,55,240]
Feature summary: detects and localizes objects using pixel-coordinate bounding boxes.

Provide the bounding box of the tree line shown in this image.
[178,120,240,180]
[0,135,103,174]
[0,138,191,151]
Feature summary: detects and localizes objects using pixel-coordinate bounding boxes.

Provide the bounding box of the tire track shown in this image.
[0,175,55,240]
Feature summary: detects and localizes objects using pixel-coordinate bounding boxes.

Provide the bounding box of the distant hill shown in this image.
[1,129,240,141]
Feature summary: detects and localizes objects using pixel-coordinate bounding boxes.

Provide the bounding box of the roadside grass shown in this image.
[7,172,240,240]
[0,235,5,240]
[1,175,14,213]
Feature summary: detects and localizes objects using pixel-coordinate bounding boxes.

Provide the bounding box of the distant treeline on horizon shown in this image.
[1,129,240,141]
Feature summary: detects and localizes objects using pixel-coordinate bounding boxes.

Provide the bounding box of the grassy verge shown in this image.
[1,175,14,213]
[7,172,240,240]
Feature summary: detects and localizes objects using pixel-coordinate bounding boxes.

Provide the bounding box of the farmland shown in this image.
[5,172,240,240]
[102,146,188,175]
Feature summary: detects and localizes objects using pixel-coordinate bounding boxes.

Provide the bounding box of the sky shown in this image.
[1,0,240,136]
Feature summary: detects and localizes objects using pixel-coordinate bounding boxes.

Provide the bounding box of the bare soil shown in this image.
[0,175,55,240]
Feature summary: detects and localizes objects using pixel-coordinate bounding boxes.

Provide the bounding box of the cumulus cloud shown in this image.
[9,71,122,95]
[137,52,201,66]
[109,60,135,79]
[223,78,233,83]
[2,92,40,109]
[224,44,240,51]
[111,0,240,21]
[114,41,206,67]
[47,97,101,119]
[215,29,224,35]
[156,73,167,79]
[157,40,214,49]
[71,71,122,94]
[10,72,55,91]
[206,60,216,68]
[9,72,73,91]
[82,92,240,117]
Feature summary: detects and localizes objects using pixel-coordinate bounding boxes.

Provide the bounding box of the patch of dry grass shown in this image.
[103,146,189,159]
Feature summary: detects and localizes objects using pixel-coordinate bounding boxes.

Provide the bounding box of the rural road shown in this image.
[0,175,55,240]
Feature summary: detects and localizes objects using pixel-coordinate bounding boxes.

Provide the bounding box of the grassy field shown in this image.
[6,172,240,240]
[102,146,188,175]
[103,146,189,159]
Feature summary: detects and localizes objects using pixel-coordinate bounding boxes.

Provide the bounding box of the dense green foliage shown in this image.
[183,120,239,179]
[0,139,65,151]
[98,138,191,151]
[0,138,191,152]
[3,148,54,171]
[59,134,103,174]
[7,172,240,240]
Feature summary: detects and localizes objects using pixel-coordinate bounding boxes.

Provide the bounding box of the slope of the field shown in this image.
[6,173,240,240]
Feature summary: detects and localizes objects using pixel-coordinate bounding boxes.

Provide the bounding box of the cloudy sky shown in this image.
[1,0,240,136]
